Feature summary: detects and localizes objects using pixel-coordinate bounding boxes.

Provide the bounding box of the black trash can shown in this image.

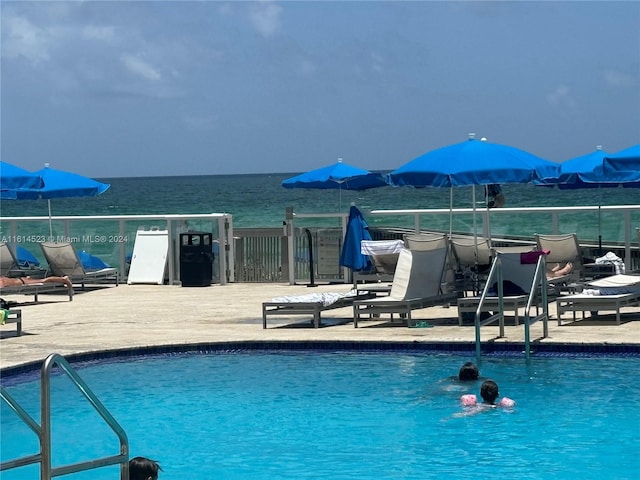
[180,232,214,287]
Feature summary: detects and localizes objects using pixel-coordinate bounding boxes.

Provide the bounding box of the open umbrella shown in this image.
[603,144,640,182]
[0,161,44,198]
[5,164,110,238]
[387,135,558,263]
[388,136,557,188]
[537,146,639,252]
[282,159,387,210]
[339,205,373,272]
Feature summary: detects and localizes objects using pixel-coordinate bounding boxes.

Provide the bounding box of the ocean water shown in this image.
[1,173,637,226]
[1,174,638,266]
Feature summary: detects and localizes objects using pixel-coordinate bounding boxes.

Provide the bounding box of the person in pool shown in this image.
[461,379,515,410]
[458,361,479,381]
[129,456,162,480]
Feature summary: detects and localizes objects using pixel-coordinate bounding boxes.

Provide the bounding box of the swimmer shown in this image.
[457,380,515,416]
[129,456,162,480]
[458,361,479,381]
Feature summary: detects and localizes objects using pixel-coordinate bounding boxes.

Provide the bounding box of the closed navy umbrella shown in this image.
[339,205,373,272]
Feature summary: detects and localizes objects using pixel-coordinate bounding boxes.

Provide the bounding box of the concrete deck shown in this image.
[2,282,640,371]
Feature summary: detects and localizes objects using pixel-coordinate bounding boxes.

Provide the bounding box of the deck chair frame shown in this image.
[1,242,71,302]
[556,274,640,325]
[40,242,119,288]
[263,291,375,328]
[457,251,545,326]
[353,247,458,327]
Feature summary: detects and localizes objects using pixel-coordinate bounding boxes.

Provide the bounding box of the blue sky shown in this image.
[1,0,639,178]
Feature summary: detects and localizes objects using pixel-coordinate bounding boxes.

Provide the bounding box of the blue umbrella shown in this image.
[282,159,387,211]
[603,144,640,183]
[388,136,558,187]
[537,147,638,252]
[339,205,373,271]
[5,164,110,237]
[542,147,639,188]
[282,160,387,190]
[388,135,559,257]
[0,161,44,198]
[13,164,111,199]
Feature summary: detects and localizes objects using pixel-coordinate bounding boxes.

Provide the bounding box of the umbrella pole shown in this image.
[48,199,53,240]
[598,187,602,255]
[449,187,453,236]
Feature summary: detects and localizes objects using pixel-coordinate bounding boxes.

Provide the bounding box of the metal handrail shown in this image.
[0,387,42,471]
[0,353,129,480]
[523,256,550,360]
[474,256,505,359]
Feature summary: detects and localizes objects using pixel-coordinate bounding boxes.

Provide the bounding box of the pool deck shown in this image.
[2,282,640,371]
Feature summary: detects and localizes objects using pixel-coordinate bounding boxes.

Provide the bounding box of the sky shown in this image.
[1,0,639,178]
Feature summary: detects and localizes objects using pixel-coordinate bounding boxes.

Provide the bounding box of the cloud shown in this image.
[2,14,50,64]
[603,69,637,88]
[120,53,162,81]
[546,84,575,108]
[249,1,282,38]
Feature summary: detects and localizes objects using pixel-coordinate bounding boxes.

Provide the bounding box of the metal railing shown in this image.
[1,353,129,479]
[473,255,550,359]
[523,258,550,361]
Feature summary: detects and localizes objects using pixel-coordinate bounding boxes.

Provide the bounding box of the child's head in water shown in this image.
[480,380,500,404]
[458,362,479,381]
[129,457,162,480]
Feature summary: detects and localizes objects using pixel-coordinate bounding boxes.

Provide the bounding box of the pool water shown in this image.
[2,351,639,480]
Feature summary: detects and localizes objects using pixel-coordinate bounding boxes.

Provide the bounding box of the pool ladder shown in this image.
[474,255,549,361]
[1,353,130,479]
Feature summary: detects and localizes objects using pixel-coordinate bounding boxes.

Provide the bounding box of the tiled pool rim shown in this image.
[2,340,639,380]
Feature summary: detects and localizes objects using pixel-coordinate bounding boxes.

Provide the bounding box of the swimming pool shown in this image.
[2,350,639,480]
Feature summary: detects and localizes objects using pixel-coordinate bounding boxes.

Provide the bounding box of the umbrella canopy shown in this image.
[603,144,640,183]
[538,147,639,188]
[282,160,387,190]
[3,164,111,238]
[11,164,110,199]
[388,137,558,187]
[339,205,374,272]
[0,161,44,198]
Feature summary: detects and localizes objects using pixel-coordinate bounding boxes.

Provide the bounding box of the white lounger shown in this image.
[556,274,640,325]
[353,246,457,327]
[263,289,375,329]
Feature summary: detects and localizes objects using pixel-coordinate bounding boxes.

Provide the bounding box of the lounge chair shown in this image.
[0,242,70,302]
[40,242,119,288]
[457,250,547,326]
[535,233,583,284]
[405,232,457,293]
[0,242,46,278]
[263,289,375,329]
[353,239,404,294]
[450,235,493,295]
[556,274,640,325]
[353,246,458,327]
